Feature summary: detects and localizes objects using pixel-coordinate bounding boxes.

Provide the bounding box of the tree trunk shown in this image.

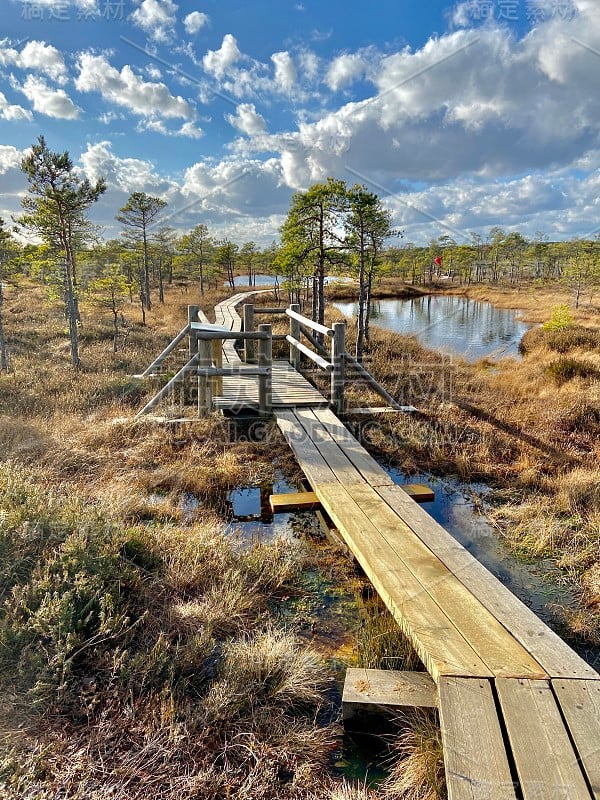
[356,229,366,362]
[143,227,151,310]
[0,275,7,371]
[364,267,374,344]
[158,260,164,304]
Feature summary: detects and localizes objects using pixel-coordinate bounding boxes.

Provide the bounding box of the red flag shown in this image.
[434,256,442,266]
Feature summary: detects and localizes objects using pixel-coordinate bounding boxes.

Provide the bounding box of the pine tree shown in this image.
[116,192,167,311]
[18,136,106,367]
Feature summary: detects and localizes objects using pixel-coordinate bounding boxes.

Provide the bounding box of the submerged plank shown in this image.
[496,678,592,800]
[439,677,517,800]
[269,491,321,513]
[402,484,435,503]
[343,668,437,720]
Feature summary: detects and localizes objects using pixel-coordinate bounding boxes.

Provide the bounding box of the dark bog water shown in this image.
[334,295,530,360]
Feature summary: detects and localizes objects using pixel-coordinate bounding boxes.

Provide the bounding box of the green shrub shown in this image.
[0,527,142,707]
[543,304,574,331]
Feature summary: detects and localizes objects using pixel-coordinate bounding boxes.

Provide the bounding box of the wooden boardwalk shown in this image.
[213,293,326,409]
[213,293,600,800]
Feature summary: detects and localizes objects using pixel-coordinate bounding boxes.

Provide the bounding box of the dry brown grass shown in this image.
[0,279,354,800]
[382,712,446,800]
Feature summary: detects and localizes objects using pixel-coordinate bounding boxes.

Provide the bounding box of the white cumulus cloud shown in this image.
[326,53,367,91]
[19,75,80,119]
[75,53,193,119]
[0,91,33,121]
[271,51,296,93]
[130,0,178,42]
[178,121,203,139]
[183,11,209,35]
[0,40,68,84]
[203,34,242,78]
[0,145,24,174]
[227,103,267,135]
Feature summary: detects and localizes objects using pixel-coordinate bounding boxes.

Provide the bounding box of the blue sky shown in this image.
[0,0,598,245]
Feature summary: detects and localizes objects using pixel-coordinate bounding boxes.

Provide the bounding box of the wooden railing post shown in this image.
[211,339,223,396]
[185,306,199,404]
[188,306,199,358]
[289,303,301,370]
[197,338,212,417]
[243,304,255,362]
[331,321,345,414]
[258,323,272,415]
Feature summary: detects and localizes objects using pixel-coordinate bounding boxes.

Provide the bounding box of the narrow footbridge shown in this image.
[138,291,600,800]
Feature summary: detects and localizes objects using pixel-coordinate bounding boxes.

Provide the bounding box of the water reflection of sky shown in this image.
[334,295,531,360]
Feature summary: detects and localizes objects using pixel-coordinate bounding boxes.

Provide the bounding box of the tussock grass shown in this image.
[382,712,446,800]
[323,781,377,799]
[356,594,424,673]
[0,462,337,798]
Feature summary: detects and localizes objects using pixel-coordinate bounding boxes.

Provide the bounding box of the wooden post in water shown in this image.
[258,323,272,415]
[243,304,255,363]
[331,321,345,414]
[289,303,301,370]
[197,338,212,417]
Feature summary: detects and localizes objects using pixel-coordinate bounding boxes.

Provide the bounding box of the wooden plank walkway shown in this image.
[212,292,600,800]
[212,294,326,409]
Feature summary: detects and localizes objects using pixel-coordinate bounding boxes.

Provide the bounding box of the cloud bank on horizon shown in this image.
[0,0,598,245]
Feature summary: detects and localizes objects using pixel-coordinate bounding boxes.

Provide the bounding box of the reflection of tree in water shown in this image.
[337,296,529,360]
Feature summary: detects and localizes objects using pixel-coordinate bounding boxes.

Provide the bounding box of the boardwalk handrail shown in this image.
[285,335,333,371]
[344,351,415,412]
[138,324,190,377]
[285,307,334,338]
[136,354,198,416]
[242,301,345,412]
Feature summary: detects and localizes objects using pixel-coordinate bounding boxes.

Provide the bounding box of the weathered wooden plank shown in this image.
[346,483,546,679]
[275,411,338,486]
[311,407,395,486]
[375,484,598,680]
[496,678,592,800]
[316,483,493,680]
[438,677,517,800]
[553,679,600,799]
[343,669,437,720]
[345,406,417,414]
[269,491,321,513]
[294,409,366,485]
